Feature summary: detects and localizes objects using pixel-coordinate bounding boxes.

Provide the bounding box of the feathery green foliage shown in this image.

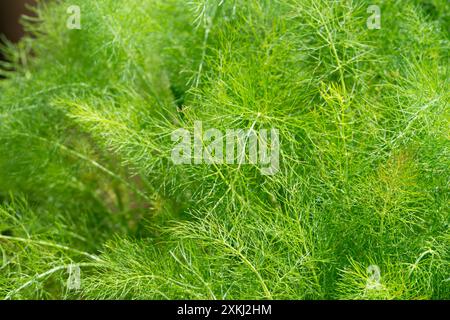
[0,0,448,299]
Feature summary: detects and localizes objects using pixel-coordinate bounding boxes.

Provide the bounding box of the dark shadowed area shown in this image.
[0,0,35,52]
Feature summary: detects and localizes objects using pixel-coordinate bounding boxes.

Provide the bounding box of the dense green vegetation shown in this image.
[0,0,448,299]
